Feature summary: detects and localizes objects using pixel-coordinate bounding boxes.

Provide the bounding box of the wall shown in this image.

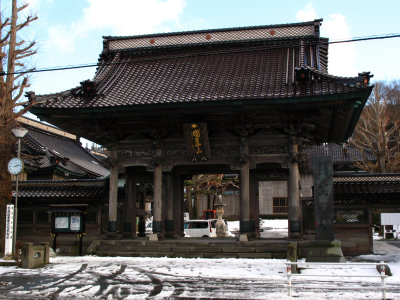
[335,224,372,255]
[259,181,287,215]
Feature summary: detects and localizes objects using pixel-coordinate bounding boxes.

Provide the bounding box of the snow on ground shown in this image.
[228,219,289,238]
[1,253,400,299]
[1,219,399,299]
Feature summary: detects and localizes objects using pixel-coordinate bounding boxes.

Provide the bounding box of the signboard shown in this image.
[183,123,211,161]
[53,215,83,233]
[4,205,14,257]
[381,213,400,225]
[50,205,87,235]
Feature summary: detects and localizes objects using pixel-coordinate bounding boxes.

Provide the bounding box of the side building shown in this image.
[13,117,110,249]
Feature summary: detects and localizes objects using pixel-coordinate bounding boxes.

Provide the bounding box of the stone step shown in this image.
[93,238,291,258]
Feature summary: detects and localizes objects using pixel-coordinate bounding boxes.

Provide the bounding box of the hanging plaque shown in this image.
[183,123,211,161]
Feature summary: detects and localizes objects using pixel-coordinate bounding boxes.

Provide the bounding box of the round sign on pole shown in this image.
[7,158,23,175]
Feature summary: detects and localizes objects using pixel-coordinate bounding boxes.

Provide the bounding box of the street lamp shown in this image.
[10,126,28,256]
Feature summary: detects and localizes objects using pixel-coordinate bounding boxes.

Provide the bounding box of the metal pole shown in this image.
[12,138,21,256]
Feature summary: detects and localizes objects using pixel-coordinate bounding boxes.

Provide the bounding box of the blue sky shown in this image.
[19,0,400,95]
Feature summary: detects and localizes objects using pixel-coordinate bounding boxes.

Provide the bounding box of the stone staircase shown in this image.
[89,238,292,258]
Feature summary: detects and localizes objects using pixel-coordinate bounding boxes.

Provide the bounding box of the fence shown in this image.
[286,261,388,299]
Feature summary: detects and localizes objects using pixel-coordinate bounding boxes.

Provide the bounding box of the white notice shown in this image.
[55,216,69,229]
[70,216,81,231]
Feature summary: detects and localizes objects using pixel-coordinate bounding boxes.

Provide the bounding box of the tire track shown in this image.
[131,267,164,298]
[94,264,127,297]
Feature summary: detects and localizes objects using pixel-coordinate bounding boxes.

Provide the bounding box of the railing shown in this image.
[286,261,388,299]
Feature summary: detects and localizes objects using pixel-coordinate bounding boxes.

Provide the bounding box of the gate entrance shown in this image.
[31,20,373,240]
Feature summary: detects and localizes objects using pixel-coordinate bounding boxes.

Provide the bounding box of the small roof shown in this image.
[14,179,107,199]
[334,173,400,195]
[20,117,109,178]
[305,143,375,165]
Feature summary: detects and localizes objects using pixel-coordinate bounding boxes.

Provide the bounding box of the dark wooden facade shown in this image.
[31,19,373,239]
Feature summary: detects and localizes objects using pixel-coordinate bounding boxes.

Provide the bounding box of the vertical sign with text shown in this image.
[4,205,14,257]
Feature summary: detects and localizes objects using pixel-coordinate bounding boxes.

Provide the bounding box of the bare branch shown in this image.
[351,81,400,173]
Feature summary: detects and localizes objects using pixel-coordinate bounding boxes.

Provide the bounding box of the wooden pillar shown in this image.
[173,174,184,237]
[152,147,163,236]
[249,172,259,238]
[240,136,253,235]
[108,150,119,236]
[164,173,175,237]
[123,170,136,238]
[288,136,302,238]
[137,188,146,237]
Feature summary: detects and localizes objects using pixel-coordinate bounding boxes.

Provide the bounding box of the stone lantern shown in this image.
[215,195,227,238]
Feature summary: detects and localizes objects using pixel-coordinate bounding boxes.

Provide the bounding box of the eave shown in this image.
[32,87,372,146]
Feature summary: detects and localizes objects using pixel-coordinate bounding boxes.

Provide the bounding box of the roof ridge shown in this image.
[103,19,323,41]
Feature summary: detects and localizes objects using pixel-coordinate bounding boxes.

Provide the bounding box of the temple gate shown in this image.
[31,19,373,239]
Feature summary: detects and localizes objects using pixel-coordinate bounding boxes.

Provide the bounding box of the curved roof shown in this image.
[30,20,373,145]
[21,119,109,178]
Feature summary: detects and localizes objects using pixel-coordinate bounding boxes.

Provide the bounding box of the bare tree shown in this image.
[0,0,36,255]
[350,82,400,173]
[185,174,239,219]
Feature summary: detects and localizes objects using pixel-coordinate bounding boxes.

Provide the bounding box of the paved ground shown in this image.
[373,239,400,254]
[386,240,400,249]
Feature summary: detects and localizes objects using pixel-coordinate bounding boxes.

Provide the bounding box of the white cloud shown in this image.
[296,2,317,22]
[83,0,186,36]
[321,14,357,77]
[43,0,186,57]
[45,26,76,54]
[296,3,357,77]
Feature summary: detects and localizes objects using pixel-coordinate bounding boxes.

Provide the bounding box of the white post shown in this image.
[383,225,386,240]
[380,261,386,300]
[287,262,292,296]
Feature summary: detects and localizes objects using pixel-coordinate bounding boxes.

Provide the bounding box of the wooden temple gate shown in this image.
[31,19,373,240]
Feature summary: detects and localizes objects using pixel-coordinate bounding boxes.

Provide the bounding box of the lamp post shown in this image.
[215,195,227,238]
[11,126,28,256]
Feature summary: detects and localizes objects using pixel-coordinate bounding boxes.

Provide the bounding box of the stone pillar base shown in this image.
[107,221,118,238]
[123,221,132,237]
[165,220,174,237]
[240,220,255,234]
[306,240,345,262]
[152,220,164,238]
[239,234,248,241]
[149,233,158,241]
[138,217,146,237]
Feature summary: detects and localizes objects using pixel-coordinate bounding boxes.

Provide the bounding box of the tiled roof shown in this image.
[32,20,372,111]
[14,179,107,199]
[333,173,400,194]
[22,124,109,178]
[334,173,400,182]
[305,143,375,165]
